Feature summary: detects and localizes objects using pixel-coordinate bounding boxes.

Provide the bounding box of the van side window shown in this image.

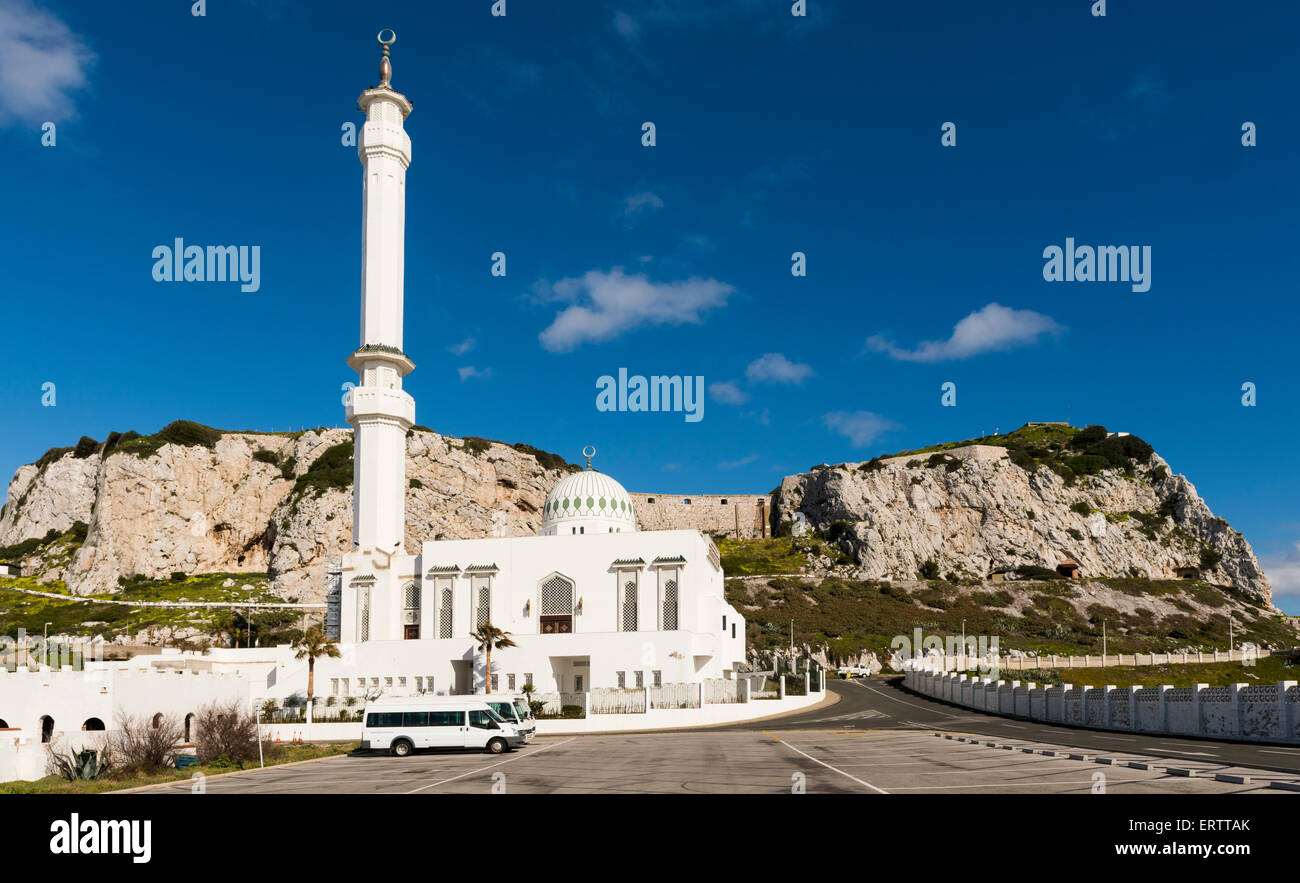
[366,712,402,728]
[402,711,429,727]
[429,711,463,727]
[468,710,498,730]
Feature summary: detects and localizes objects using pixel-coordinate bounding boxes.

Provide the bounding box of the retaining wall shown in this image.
[905,665,1300,744]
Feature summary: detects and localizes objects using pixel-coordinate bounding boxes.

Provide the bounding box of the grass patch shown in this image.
[0,572,280,641]
[0,742,355,794]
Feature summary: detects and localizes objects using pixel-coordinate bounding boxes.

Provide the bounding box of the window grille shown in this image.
[403,581,420,609]
[622,578,638,631]
[474,575,492,627]
[439,581,453,639]
[541,575,574,615]
[662,575,678,630]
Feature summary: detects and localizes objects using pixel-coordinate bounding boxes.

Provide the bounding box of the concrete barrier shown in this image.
[904,664,1300,744]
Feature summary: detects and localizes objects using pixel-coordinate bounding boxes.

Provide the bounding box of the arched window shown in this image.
[150,712,164,729]
[183,713,195,742]
[0,719,9,729]
[40,715,54,743]
[660,570,679,631]
[539,574,574,634]
[82,718,106,731]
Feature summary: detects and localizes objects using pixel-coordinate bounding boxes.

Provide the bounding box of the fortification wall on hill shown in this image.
[631,493,773,539]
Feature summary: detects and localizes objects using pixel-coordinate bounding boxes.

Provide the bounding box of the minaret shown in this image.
[347,30,415,562]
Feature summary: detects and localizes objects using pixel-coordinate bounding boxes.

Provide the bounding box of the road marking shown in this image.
[1156,749,1218,757]
[849,678,961,719]
[1260,749,1300,755]
[404,739,576,794]
[764,731,889,794]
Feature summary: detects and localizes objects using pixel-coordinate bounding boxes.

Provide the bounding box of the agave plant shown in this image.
[50,747,108,781]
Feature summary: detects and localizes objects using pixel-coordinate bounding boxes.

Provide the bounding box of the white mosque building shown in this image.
[325,32,746,698]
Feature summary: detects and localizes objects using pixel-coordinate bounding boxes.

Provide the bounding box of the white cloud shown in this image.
[709,380,749,405]
[720,454,758,470]
[0,0,94,125]
[537,268,733,352]
[458,366,492,381]
[745,353,813,385]
[613,11,639,39]
[866,302,1064,363]
[823,411,899,447]
[623,191,664,216]
[449,337,477,356]
[1261,543,1300,613]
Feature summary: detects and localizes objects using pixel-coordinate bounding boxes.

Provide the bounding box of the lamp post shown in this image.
[44,622,52,668]
[961,619,966,667]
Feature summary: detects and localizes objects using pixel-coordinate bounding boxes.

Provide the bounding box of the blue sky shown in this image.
[2,1,1298,611]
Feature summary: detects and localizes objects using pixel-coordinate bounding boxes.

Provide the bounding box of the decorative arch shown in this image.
[537,572,575,635]
[82,718,106,731]
[40,715,54,743]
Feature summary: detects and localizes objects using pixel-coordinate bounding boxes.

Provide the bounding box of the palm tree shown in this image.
[469,622,517,694]
[293,627,341,704]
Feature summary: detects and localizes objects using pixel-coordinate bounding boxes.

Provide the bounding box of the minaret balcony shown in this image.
[346,386,415,427]
[347,344,415,376]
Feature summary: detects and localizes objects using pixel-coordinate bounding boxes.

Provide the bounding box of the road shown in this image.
[137,678,1300,794]
[768,676,1300,775]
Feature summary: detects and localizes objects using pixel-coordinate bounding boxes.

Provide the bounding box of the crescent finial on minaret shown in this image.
[378,28,396,88]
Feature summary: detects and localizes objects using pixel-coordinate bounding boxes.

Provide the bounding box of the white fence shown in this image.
[703,678,746,704]
[927,647,1276,673]
[650,683,701,709]
[589,687,647,714]
[905,665,1300,744]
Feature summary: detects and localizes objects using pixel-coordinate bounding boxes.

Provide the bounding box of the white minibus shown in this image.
[480,695,535,742]
[361,697,526,756]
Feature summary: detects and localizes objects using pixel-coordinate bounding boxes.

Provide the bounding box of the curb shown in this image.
[110,749,354,794]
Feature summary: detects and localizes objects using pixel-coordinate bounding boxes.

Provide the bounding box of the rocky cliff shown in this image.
[775,425,1272,603]
[0,423,577,602]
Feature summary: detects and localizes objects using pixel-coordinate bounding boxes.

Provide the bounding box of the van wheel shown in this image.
[390,739,414,757]
[486,738,507,755]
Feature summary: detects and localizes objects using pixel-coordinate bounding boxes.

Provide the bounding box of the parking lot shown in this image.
[142,727,1289,795]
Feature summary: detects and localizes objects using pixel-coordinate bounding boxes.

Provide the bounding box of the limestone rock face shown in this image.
[1,429,573,601]
[776,448,1272,602]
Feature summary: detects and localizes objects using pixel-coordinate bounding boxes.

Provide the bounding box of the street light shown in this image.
[43,622,52,668]
[1102,620,1107,662]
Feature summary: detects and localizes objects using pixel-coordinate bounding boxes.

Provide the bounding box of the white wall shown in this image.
[905,665,1300,744]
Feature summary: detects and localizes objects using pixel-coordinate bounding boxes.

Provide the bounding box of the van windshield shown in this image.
[514,700,532,720]
[484,706,506,724]
[486,702,516,721]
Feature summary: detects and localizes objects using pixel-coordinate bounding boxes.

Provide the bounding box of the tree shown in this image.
[469,622,517,694]
[293,627,341,704]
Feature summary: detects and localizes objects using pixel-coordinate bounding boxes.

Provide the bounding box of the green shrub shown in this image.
[1067,528,1083,541]
[73,436,100,459]
[291,443,354,499]
[860,457,885,473]
[409,478,423,489]
[1199,547,1223,570]
[252,449,279,465]
[279,456,297,480]
[35,446,74,469]
[1069,424,1109,448]
[1017,564,1063,581]
[918,559,940,580]
[1070,502,1091,516]
[1007,448,1035,470]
